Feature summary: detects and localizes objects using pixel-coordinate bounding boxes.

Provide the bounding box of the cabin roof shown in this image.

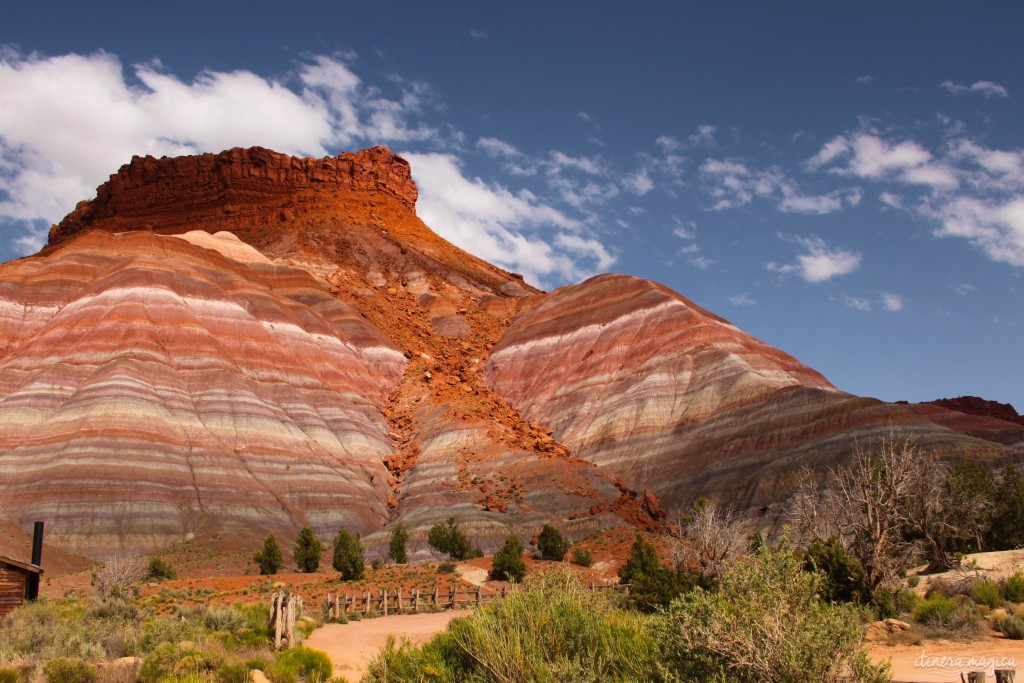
[0,555,43,574]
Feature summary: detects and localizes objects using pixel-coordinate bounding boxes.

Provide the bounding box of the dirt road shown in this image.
[869,638,1024,682]
[304,610,472,682]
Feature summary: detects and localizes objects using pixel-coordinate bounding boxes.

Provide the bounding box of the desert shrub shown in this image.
[973,578,1001,608]
[656,544,891,683]
[202,605,248,633]
[427,517,473,561]
[0,668,21,683]
[370,558,383,571]
[140,615,201,650]
[0,598,144,662]
[571,547,593,568]
[273,647,332,683]
[143,557,176,581]
[619,533,683,613]
[332,526,365,581]
[489,535,527,582]
[364,568,658,682]
[803,536,868,604]
[293,527,323,573]
[216,662,249,683]
[906,575,920,588]
[912,593,979,632]
[536,524,570,561]
[388,522,409,564]
[999,614,1024,639]
[1002,572,1024,603]
[42,659,96,683]
[139,644,223,683]
[253,535,283,575]
[437,561,457,574]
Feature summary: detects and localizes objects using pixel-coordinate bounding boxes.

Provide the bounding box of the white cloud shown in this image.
[688,255,715,269]
[0,49,440,252]
[855,75,874,85]
[477,137,521,158]
[688,124,717,147]
[623,168,654,195]
[729,292,755,306]
[924,195,1024,266]
[843,295,872,312]
[879,191,904,209]
[767,236,861,283]
[405,152,614,285]
[469,28,488,39]
[655,135,682,152]
[808,132,958,189]
[671,217,697,240]
[881,292,906,312]
[941,79,1009,98]
[700,158,847,214]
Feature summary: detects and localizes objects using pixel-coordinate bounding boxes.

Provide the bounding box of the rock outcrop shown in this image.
[49,146,417,245]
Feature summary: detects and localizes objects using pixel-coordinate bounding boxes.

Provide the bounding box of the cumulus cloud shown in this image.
[941,79,1009,98]
[700,158,848,214]
[767,236,861,283]
[923,195,1024,266]
[688,124,717,147]
[0,49,440,252]
[729,292,755,306]
[807,133,958,189]
[405,152,614,285]
[881,292,906,312]
[843,295,872,311]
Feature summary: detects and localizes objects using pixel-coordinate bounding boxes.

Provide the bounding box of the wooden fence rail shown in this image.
[322,580,628,621]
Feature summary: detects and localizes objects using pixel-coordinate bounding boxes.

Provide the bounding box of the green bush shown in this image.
[911,593,978,631]
[332,526,365,581]
[427,517,473,561]
[254,534,283,575]
[571,547,593,568]
[973,579,1001,609]
[42,659,96,683]
[437,561,457,574]
[803,536,868,604]
[143,557,176,581]
[1002,572,1024,603]
[274,646,332,683]
[294,527,323,573]
[657,544,890,683]
[536,524,570,561]
[619,533,682,613]
[388,522,409,564]
[202,605,248,633]
[139,643,222,683]
[489,535,526,582]
[217,662,250,683]
[364,569,658,682]
[0,667,21,683]
[999,614,1024,639]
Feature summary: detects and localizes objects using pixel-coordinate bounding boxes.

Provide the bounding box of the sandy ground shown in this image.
[869,638,1024,682]
[304,610,472,682]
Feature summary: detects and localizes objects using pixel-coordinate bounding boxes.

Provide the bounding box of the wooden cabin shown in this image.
[0,555,43,618]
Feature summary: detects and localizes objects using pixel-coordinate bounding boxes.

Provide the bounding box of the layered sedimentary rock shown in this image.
[486,274,1019,513]
[7,144,1018,556]
[0,229,405,557]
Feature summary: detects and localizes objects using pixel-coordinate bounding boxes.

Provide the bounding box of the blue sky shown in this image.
[2,2,1022,408]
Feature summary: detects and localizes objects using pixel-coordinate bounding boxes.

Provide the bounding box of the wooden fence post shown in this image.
[383,589,388,617]
[995,671,1016,683]
[364,591,370,614]
[414,589,420,614]
[433,586,439,609]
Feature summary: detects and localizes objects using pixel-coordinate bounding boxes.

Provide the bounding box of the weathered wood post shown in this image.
[364,591,370,614]
[414,588,420,613]
[382,589,388,617]
[995,671,1016,683]
[476,586,482,607]
[963,672,988,683]
[269,591,302,650]
[432,586,439,608]
[396,588,402,614]
[449,588,456,610]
